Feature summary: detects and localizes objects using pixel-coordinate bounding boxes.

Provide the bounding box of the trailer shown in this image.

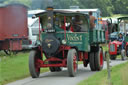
[0,4,28,54]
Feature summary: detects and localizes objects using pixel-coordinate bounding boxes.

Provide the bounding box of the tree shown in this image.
[112,0,128,14]
[4,0,32,7]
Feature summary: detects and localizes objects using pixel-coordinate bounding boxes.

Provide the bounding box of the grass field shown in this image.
[78,61,128,85]
[0,52,49,85]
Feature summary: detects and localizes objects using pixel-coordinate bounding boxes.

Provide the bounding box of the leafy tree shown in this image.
[2,0,128,16]
[4,0,32,7]
[112,0,128,14]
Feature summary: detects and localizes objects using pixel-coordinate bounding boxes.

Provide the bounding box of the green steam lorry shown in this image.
[29,7,105,78]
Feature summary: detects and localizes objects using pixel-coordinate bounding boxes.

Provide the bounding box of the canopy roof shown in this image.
[35,9,89,17]
[118,16,128,20]
[55,9,100,12]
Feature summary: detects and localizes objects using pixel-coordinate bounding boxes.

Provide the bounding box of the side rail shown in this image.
[89,29,105,44]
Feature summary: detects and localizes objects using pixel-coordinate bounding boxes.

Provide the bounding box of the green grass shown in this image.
[78,61,128,85]
[0,52,49,85]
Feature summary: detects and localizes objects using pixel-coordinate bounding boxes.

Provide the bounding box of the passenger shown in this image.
[117,32,125,50]
[60,21,65,30]
[60,20,72,31]
[89,11,96,29]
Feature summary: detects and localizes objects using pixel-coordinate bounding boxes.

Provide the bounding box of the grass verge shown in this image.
[78,61,128,85]
[0,52,49,85]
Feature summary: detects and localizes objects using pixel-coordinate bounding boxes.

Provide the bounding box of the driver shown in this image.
[72,15,83,32]
[117,32,125,49]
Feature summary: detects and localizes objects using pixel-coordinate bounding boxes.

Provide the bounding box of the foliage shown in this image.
[2,0,128,16]
[3,0,32,8]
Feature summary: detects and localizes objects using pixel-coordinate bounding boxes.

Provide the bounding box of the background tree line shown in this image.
[0,0,128,16]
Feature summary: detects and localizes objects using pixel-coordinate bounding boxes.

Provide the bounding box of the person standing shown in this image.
[89,11,96,29]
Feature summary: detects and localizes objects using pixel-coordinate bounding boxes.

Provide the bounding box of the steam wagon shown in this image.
[0,4,28,54]
[109,16,128,60]
[29,7,105,78]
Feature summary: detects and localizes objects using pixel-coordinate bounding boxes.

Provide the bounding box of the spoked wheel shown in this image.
[29,50,41,78]
[89,52,96,71]
[49,61,62,72]
[94,48,104,71]
[67,49,78,77]
[110,55,116,60]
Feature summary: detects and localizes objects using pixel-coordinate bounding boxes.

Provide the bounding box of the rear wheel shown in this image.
[94,48,104,71]
[67,49,78,77]
[29,50,41,78]
[49,67,62,72]
[89,52,96,71]
[110,55,116,60]
[49,61,62,72]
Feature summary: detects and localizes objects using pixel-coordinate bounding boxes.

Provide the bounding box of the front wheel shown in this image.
[110,55,116,60]
[67,49,78,77]
[29,50,41,78]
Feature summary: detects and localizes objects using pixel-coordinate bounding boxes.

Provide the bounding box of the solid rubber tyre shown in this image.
[67,49,78,77]
[94,48,104,71]
[29,50,41,78]
[89,52,96,71]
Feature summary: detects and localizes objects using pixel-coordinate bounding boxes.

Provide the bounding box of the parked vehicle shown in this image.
[0,4,28,54]
[28,7,106,78]
[109,32,118,41]
[109,16,128,60]
[22,10,44,49]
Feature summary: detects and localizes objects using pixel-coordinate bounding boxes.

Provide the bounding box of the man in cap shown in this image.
[117,32,125,49]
